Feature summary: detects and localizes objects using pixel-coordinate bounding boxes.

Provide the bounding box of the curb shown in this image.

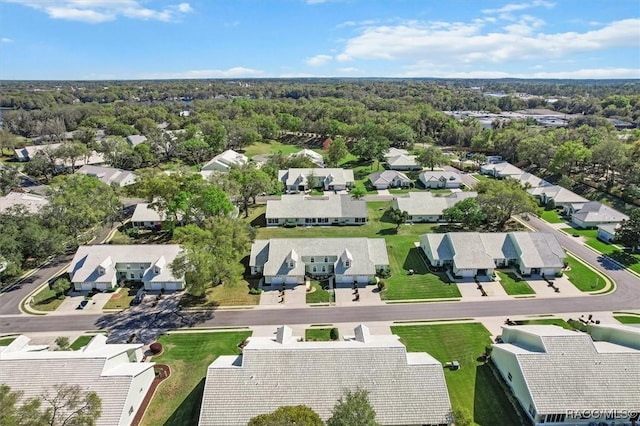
[565,251,615,295]
[18,264,72,315]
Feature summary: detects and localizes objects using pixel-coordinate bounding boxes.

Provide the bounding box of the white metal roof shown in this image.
[265,194,366,220]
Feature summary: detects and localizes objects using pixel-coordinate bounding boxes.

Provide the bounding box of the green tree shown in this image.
[327,136,349,167]
[51,278,71,297]
[615,209,640,252]
[200,119,226,152]
[23,153,56,182]
[476,179,538,230]
[134,117,157,135]
[55,142,89,172]
[442,198,487,230]
[451,407,473,426]
[352,137,389,168]
[350,183,367,200]
[55,336,70,351]
[177,138,213,167]
[327,388,378,426]
[550,140,591,175]
[0,165,20,195]
[416,146,445,170]
[227,165,275,217]
[248,405,323,426]
[388,208,409,231]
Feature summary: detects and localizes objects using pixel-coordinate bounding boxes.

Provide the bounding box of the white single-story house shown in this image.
[383,147,409,158]
[198,324,452,426]
[69,244,185,291]
[131,203,166,229]
[125,135,148,147]
[368,170,412,190]
[420,231,566,278]
[480,162,523,179]
[385,154,422,171]
[250,238,389,286]
[0,191,48,214]
[77,165,136,187]
[0,334,155,426]
[291,148,325,167]
[14,143,105,167]
[527,185,588,208]
[392,192,478,223]
[563,201,629,229]
[278,168,355,193]
[596,223,620,243]
[201,149,248,173]
[419,171,462,189]
[265,194,367,226]
[492,324,640,426]
[511,172,551,189]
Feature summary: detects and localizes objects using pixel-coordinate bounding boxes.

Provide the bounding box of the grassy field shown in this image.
[471,173,490,182]
[615,315,640,324]
[180,281,261,308]
[561,228,640,273]
[393,323,521,426]
[496,271,535,295]
[539,210,565,224]
[140,332,251,426]
[305,328,333,341]
[564,255,606,292]
[0,336,18,346]
[242,140,305,158]
[306,281,332,303]
[29,287,65,312]
[102,287,136,309]
[514,318,573,329]
[70,335,94,350]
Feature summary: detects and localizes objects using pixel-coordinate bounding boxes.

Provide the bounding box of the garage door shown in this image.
[270,276,283,285]
[335,275,353,284]
[149,282,163,290]
[80,282,93,291]
[165,282,180,291]
[355,275,370,284]
[285,276,298,284]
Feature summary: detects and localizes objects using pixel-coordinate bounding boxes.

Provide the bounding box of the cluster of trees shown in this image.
[0,384,101,426]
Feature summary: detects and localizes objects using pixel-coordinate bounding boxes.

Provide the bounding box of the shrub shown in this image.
[249,287,263,295]
[149,342,163,354]
[329,328,339,341]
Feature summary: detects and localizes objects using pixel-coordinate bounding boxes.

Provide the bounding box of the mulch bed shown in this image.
[130,364,171,426]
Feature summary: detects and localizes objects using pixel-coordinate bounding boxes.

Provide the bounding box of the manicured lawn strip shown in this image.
[242,141,303,158]
[539,210,565,224]
[70,335,94,350]
[103,287,136,309]
[564,255,606,291]
[514,318,573,329]
[306,281,331,303]
[615,315,640,324]
[393,324,521,426]
[180,281,260,308]
[607,251,640,274]
[305,328,332,341]
[30,287,65,311]
[561,227,597,238]
[140,332,251,426]
[496,272,535,295]
[382,237,461,300]
[471,173,490,182]
[0,336,18,346]
[560,228,640,272]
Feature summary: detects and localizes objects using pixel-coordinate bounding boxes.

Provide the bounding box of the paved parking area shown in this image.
[527,276,582,297]
[51,291,112,315]
[335,285,383,306]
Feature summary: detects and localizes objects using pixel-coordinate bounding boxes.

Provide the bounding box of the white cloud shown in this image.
[338,67,359,73]
[138,67,264,79]
[5,0,194,23]
[482,1,554,17]
[306,54,333,66]
[1,37,14,43]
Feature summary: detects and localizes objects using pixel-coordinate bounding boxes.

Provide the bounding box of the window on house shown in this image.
[345,260,351,268]
[126,264,131,269]
[322,265,326,272]
[130,273,135,279]
[310,257,314,263]
[312,266,317,273]
[288,262,294,268]
[140,264,145,269]
[507,372,512,381]
[129,406,134,415]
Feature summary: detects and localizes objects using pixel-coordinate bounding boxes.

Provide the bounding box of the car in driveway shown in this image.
[76,300,89,310]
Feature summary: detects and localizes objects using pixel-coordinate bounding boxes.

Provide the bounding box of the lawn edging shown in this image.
[565,251,614,295]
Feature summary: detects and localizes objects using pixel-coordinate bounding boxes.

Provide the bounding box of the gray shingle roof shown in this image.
[571,201,629,224]
[278,168,355,187]
[386,154,419,168]
[77,165,136,187]
[0,191,49,214]
[201,149,248,172]
[198,326,452,426]
[495,325,640,414]
[266,194,366,220]
[419,171,462,185]
[509,232,565,268]
[393,191,477,216]
[368,170,411,186]
[126,135,147,146]
[131,203,165,222]
[528,185,588,204]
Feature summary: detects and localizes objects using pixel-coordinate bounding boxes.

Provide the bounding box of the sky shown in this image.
[0,0,639,80]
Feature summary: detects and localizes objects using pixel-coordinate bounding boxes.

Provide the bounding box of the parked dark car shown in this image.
[76,300,89,310]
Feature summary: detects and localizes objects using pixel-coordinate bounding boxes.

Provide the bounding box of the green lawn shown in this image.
[564,255,606,292]
[393,323,521,426]
[561,228,640,273]
[29,287,65,312]
[539,210,565,224]
[514,318,573,329]
[102,287,136,310]
[0,336,18,346]
[140,332,251,426]
[615,315,640,324]
[471,173,491,182]
[306,281,332,303]
[70,335,94,350]
[242,140,304,158]
[179,281,261,308]
[496,271,535,295]
[305,328,333,341]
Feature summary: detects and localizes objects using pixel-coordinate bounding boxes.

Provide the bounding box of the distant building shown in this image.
[131,203,165,229]
[77,165,136,187]
[368,170,412,190]
[596,223,620,243]
[392,192,477,223]
[492,324,640,426]
[418,171,462,189]
[0,191,48,214]
[201,149,248,173]
[14,143,105,167]
[198,324,452,426]
[479,162,524,179]
[278,168,355,193]
[0,334,155,426]
[265,194,367,226]
[528,185,588,208]
[291,149,325,167]
[385,154,422,171]
[564,201,629,229]
[126,135,148,147]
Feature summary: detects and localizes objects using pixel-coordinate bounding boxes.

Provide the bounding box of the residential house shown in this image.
[249,238,389,285]
[125,135,147,147]
[480,162,524,179]
[527,185,588,208]
[69,244,184,291]
[14,143,105,167]
[201,149,248,173]
[0,334,155,426]
[368,170,412,190]
[198,324,452,426]
[383,147,409,158]
[418,171,462,189]
[385,154,422,171]
[492,324,640,426]
[511,172,551,189]
[265,194,367,227]
[420,232,566,278]
[596,223,620,243]
[131,203,165,229]
[392,192,477,223]
[0,191,48,214]
[77,165,136,187]
[563,201,629,229]
[278,168,355,193]
[291,148,325,167]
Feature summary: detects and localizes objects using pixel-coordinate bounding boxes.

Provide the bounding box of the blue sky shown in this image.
[0,0,639,80]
